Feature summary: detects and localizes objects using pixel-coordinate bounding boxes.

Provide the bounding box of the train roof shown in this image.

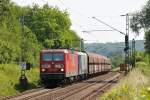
[41,49,109,60]
[77,51,87,55]
[41,49,70,53]
[86,52,109,60]
[41,49,82,54]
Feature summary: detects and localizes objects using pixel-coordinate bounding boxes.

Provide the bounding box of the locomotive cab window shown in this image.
[53,53,64,61]
[42,53,64,61]
[42,53,52,61]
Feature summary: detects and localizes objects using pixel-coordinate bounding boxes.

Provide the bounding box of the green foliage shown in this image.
[100,67,150,100]
[134,51,150,64]
[23,4,80,49]
[0,0,11,24]
[131,0,150,33]
[85,40,144,68]
[145,31,150,56]
[0,29,21,63]
[135,51,145,62]
[110,54,123,69]
[0,64,40,96]
[130,0,150,56]
[0,1,22,63]
[85,40,144,57]
[21,26,41,66]
[100,53,150,100]
[0,1,80,64]
[130,0,150,33]
[0,1,81,96]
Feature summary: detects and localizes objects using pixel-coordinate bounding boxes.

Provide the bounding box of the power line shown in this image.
[58,0,125,35]
[47,0,126,37]
[82,30,115,33]
[42,0,48,4]
[82,29,102,42]
[57,0,87,17]
[92,17,126,35]
[53,0,127,44]
[57,0,101,30]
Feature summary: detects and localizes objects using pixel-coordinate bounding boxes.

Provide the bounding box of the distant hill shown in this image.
[85,40,144,57]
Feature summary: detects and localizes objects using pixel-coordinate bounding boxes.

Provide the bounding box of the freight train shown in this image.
[40,49,111,85]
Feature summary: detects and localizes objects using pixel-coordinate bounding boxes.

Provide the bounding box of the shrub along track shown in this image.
[1,71,122,100]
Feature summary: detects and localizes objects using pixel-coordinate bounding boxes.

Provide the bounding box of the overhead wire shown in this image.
[57,0,87,17]
[45,0,126,42]
[92,17,126,35]
[42,0,48,4]
[56,1,105,41]
[55,0,98,42]
[57,0,125,33]
[42,0,126,37]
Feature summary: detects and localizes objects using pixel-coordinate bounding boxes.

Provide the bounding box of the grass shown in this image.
[100,62,150,100]
[0,64,40,97]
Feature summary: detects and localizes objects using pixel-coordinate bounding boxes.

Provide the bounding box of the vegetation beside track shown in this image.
[100,56,150,100]
[0,0,80,97]
[0,64,40,97]
[0,0,80,66]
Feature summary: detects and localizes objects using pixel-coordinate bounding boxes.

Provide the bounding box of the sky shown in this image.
[11,0,148,43]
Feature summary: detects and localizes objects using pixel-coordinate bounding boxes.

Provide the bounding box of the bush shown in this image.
[0,64,40,96]
[100,65,150,100]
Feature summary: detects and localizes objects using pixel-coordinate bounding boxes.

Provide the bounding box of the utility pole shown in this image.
[91,16,129,64]
[121,14,130,65]
[89,16,132,72]
[20,14,24,63]
[132,39,135,67]
[80,38,84,51]
[19,14,29,88]
[126,14,130,65]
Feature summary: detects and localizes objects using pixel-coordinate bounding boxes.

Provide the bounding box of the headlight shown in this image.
[60,68,64,71]
[55,64,64,68]
[41,68,46,72]
[41,64,51,68]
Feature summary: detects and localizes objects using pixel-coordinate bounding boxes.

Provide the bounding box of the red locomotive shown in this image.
[40,49,111,85]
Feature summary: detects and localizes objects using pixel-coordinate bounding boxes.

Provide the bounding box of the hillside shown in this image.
[85,40,144,57]
[85,40,145,68]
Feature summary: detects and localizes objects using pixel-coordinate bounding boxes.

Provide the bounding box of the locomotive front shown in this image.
[40,49,66,84]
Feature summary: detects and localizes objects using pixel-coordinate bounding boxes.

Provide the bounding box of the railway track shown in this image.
[54,72,120,100]
[0,87,43,100]
[0,87,61,100]
[81,74,120,100]
[1,72,121,100]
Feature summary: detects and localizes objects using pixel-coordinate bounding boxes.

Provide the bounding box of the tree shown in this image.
[23,4,80,49]
[0,0,11,24]
[0,29,21,63]
[0,0,22,63]
[21,26,41,66]
[0,2,80,65]
[145,31,150,55]
[130,0,150,56]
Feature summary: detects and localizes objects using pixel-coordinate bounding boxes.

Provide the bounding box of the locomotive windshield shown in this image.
[42,53,64,61]
[42,53,52,61]
[53,53,64,61]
